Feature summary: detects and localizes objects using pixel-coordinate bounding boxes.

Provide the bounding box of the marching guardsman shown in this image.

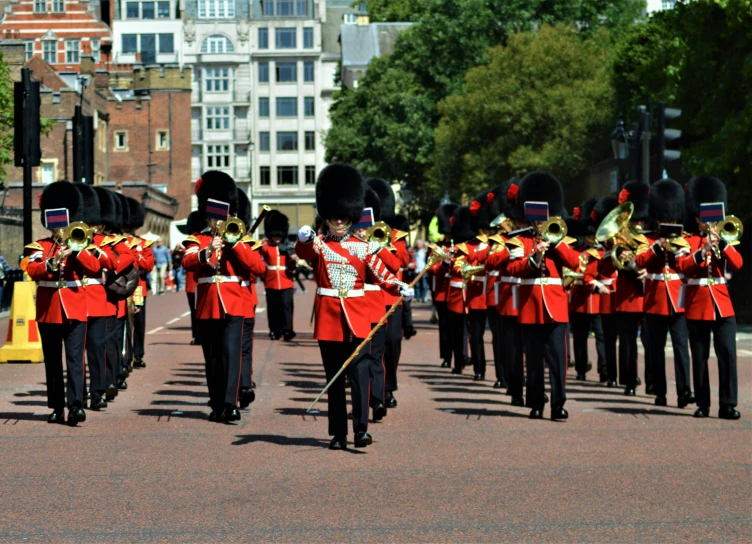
[632,179,693,408]
[505,172,582,420]
[26,181,102,425]
[183,171,266,423]
[123,197,153,370]
[426,203,457,368]
[483,185,508,389]
[181,211,205,346]
[296,165,411,449]
[260,210,296,341]
[393,214,417,340]
[677,175,743,420]
[366,178,410,408]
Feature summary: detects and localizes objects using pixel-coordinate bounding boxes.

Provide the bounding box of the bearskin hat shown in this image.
[196,170,238,216]
[265,210,290,238]
[579,197,599,236]
[93,187,117,231]
[177,211,207,235]
[686,175,727,218]
[392,214,410,233]
[117,193,130,233]
[469,189,499,231]
[236,188,251,226]
[366,178,395,224]
[364,186,382,222]
[125,197,146,230]
[502,177,524,221]
[316,163,365,225]
[437,203,458,235]
[565,217,583,241]
[591,196,619,232]
[74,183,101,226]
[649,178,685,224]
[518,171,567,218]
[451,206,476,244]
[618,181,650,222]
[39,180,84,227]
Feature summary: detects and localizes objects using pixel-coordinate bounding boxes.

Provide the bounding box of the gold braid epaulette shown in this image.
[393,230,409,242]
[143,239,155,248]
[586,248,602,260]
[182,235,200,247]
[562,236,577,246]
[454,242,469,255]
[25,242,44,251]
[505,237,524,248]
[240,235,263,250]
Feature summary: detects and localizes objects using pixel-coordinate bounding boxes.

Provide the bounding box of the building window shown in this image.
[303,61,314,82]
[277,131,298,151]
[41,161,55,183]
[258,28,268,49]
[206,144,231,168]
[156,130,169,150]
[277,166,298,186]
[65,40,80,63]
[157,1,170,17]
[343,12,357,24]
[259,97,270,117]
[205,68,229,92]
[276,61,296,83]
[303,97,314,117]
[52,0,64,12]
[115,131,128,150]
[305,165,315,185]
[258,131,270,151]
[34,0,46,12]
[303,27,313,49]
[258,62,269,83]
[260,166,270,186]
[24,41,35,61]
[43,41,56,63]
[91,39,100,62]
[276,97,297,117]
[662,0,676,9]
[126,1,139,17]
[275,28,296,49]
[142,1,155,19]
[206,106,230,130]
[159,34,174,53]
[198,0,235,18]
[262,0,306,16]
[304,131,315,151]
[201,35,233,53]
[122,34,137,53]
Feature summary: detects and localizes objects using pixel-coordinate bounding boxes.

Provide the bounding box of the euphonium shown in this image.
[63,222,92,252]
[366,221,392,248]
[219,216,247,244]
[595,202,645,270]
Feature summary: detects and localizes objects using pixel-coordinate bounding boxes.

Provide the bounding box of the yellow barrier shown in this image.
[0,279,44,363]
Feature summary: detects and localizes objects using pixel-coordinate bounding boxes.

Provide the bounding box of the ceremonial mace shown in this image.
[307,244,448,413]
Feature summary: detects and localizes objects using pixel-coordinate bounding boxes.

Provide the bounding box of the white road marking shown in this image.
[166,317,180,325]
[147,326,164,335]
[739,350,752,356]
[181,311,191,317]
[256,307,266,313]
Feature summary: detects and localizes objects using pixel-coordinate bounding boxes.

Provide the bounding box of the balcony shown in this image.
[191,126,203,141]
[234,165,251,180]
[233,90,251,104]
[233,126,251,142]
[191,88,202,104]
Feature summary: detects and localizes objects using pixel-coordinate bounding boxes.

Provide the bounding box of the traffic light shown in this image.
[656,101,682,177]
[13,71,41,167]
[73,105,94,184]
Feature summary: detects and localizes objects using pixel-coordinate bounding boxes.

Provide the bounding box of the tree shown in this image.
[0,53,14,182]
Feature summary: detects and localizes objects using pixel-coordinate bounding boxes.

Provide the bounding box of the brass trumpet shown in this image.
[366,221,392,248]
[63,222,93,252]
[219,216,247,244]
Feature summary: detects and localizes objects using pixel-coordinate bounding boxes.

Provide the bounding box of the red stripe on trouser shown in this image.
[235,319,244,404]
[563,325,568,386]
[82,323,88,399]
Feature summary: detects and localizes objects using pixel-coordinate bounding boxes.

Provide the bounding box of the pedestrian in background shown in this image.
[172,244,185,291]
[0,254,10,311]
[152,238,171,295]
[413,239,428,302]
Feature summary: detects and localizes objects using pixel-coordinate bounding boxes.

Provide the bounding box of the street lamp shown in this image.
[610,120,629,160]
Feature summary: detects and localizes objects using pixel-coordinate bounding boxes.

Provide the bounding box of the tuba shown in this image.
[219,216,247,244]
[595,202,646,270]
[63,222,93,252]
[366,221,392,248]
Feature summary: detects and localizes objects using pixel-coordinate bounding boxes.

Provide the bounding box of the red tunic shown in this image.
[486,235,524,317]
[675,235,743,320]
[364,246,402,324]
[595,251,618,315]
[25,238,102,323]
[463,238,488,311]
[381,231,410,306]
[88,233,136,317]
[260,242,295,290]
[570,248,601,315]
[185,269,198,294]
[427,241,451,303]
[447,245,470,315]
[633,233,688,315]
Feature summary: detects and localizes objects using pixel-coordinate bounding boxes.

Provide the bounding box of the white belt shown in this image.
[83,278,103,286]
[519,278,563,286]
[317,287,364,298]
[266,265,285,271]
[501,276,521,284]
[364,284,381,292]
[646,273,683,281]
[687,277,725,286]
[573,280,583,285]
[38,280,82,289]
[198,275,240,284]
[600,278,614,286]
[240,280,251,287]
[487,271,499,277]
[470,275,487,284]
[449,281,464,289]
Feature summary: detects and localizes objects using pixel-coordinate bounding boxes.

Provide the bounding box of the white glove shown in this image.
[399,285,414,301]
[298,225,315,243]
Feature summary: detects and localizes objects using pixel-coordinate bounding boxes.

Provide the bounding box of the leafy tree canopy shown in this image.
[0,53,13,181]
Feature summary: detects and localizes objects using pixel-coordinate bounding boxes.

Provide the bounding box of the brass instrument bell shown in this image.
[595,202,645,270]
[366,221,392,248]
[460,262,486,284]
[63,222,93,252]
[538,217,567,245]
[719,215,743,244]
[219,216,247,244]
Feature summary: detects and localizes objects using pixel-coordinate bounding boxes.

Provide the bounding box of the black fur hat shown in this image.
[686,175,727,218]
[649,178,685,223]
[451,206,476,244]
[579,197,599,236]
[502,177,524,221]
[437,203,458,235]
[366,178,395,224]
[518,171,567,218]
[316,163,365,225]
[39,180,84,227]
[565,217,583,239]
[196,170,238,215]
[364,186,382,222]
[591,196,619,232]
[469,189,498,231]
[178,211,207,235]
[618,181,650,222]
[265,210,290,238]
[117,193,130,233]
[236,188,251,226]
[93,187,118,231]
[74,183,101,226]
[392,214,410,233]
[126,197,146,230]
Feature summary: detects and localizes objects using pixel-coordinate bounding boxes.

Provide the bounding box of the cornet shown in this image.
[708,215,743,258]
[366,221,392,248]
[62,222,93,252]
[219,216,247,244]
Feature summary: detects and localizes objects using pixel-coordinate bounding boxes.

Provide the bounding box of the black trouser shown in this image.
[499,315,524,398]
[618,312,641,388]
[448,311,466,372]
[468,309,487,377]
[570,313,605,377]
[187,292,198,341]
[240,317,255,390]
[266,288,294,336]
[435,301,452,363]
[103,316,119,386]
[118,316,128,378]
[640,317,652,387]
[319,338,368,436]
[402,298,413,333]
[522,322,567,411]
[688,313,738,409]
[133,300,146,360]
[200,315,244,411]
[645,312,692,399]
[601,314,620,383]
[359,324,387,405]
[486,310,506,386]
[39,321,87,410]
[85,316,107,395]
[384,305,402,393]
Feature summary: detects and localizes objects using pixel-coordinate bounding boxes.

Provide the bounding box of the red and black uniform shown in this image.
[463,236,489,378]
[569,247,605,379]
[594,247,620,385]
[260,241,295,339]
[446,243,470,373]
[426,239,452,366]
[128,236,154,366]
[186,267,199,342]
[383,229,410,398]
[237,238,264,399]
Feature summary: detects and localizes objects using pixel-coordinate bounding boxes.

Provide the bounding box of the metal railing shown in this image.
[233,89,251,103]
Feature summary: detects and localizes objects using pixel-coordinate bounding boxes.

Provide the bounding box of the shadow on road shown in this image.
[132,408,208,421]
[0,412,45,421]
[435,407,528,419]
[232,433,367,454]
[598,407,690,417]
[11,400,47,407]
[154,389,208,398]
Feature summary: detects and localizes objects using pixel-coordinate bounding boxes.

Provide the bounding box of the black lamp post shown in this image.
[610,119,639,188]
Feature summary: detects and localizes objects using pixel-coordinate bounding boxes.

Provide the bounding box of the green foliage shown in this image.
[360,0,426,22]
[431,25,616,200]
[0,53,13,181]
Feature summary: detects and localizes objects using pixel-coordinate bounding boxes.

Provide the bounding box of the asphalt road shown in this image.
[0,284,750,543]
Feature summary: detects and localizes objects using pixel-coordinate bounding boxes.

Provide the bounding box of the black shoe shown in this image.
[329,436,347,450]
[645,384,655,395]
[48,409,65,424]
[606,380,617,388]
[718,406,741,420]
[493,380,504,389]
[586,361,593,372]
[373,403,387,422]
[105,384,118,401]
[354,431,373,448]
[599,373,608,384]
[635,376,642,386]
[473,374,484,381]
[190,339,199,345]
[544,393,549,404]
[208,410,219,422]
[86,390,91,400]
[132,358,146,369]
[386,393,397,409]
[678,391,694,408]
[269,332,279,341]
[90,394,107,410]
[239,388,256,409]
[67,408,86,426]
[451,368,463,375]
[124,364,133,375]
[347,411,353,420]
[567,360,575,368]
[511,397,525,407]
[694,407,709,418]
[116,379,128,390]
[441,360,451,368]
[529,408,543,419]
[655,397,667,407]
[283,331,297,341]
[221,405,241,422]
[575,373,586,381]
[551,407,569,420]
[624,387,636,397]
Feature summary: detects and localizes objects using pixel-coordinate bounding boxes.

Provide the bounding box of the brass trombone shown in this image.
[62,222,93,252]
[366,221,392,248]
[219,216,247,244]
[708,215,743,258]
